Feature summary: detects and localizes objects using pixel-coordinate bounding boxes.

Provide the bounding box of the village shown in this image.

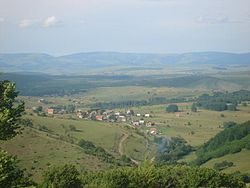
[31,98,159,135]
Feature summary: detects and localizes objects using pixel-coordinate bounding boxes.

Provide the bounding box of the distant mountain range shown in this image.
[0,52,249,74]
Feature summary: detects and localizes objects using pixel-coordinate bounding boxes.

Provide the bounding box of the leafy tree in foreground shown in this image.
[81,164,245,187]
[0,150,34,187]
[0,80,34,187]
[0,80,24,140]
[41,164,81,188]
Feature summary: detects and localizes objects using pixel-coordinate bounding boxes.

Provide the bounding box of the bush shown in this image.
[166,104,178,112]
[81,164,245,187]
[41,164,81,188]
[213,161,234,171]
[0,150,34,187]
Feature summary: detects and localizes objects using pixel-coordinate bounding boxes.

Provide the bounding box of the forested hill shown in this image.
[0,52,250,74]
[195,121,250,165]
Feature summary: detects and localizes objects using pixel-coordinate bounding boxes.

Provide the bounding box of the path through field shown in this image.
[118,133,139,165]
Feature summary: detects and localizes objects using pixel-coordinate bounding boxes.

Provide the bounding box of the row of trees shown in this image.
[195,90,250,111]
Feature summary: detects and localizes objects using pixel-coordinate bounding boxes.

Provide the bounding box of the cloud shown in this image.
[19,19,38,28]
[195,15,248,25]
[43,16,61,27]
[195,15,230,24]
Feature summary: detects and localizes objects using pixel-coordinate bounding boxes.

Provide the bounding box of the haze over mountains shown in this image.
[0,52,249,75]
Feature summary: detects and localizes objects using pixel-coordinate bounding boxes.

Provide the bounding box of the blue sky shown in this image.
[0,0,250,55]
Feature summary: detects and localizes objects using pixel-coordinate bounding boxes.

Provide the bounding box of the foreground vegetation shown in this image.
[38,163,246,188]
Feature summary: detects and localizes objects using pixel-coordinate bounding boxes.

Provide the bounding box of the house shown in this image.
[146,121,152,127]
[118,115,126,122]
[139,120,145,125]
[47,108,54,115]
[115,112,120,116]
[150,128,157,135]
[38,98,44,103]
[144,114,150,118]
[95,115,103,121]
[136,113,141,117]
[175,112,181,117]
[132,121,140,126]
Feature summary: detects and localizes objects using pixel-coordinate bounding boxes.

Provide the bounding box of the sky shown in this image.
[0,0,250,55]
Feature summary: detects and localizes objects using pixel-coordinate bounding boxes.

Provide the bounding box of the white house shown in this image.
[139,120,145,125]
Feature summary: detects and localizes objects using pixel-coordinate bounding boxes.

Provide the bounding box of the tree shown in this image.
[0,80,34,187]
[41,164,81,188]
[166,104,178,112]
[0,150,34,187]
[227,104,237,111]
[191,103,197,112]
[0,80,25,140]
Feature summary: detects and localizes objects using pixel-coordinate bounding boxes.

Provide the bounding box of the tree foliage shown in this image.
[166,104,179,112]
[0,80,24,140]
[0,150,34,187]
[81,164,245,188]
[41,164,81,188]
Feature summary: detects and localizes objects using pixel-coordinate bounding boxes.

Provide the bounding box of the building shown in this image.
[95,115,103,121]
[47,108,54,115]
[139,120,145,125]
[144,114,150,118]
[175,112,181,117]
[150,128,157,135]
[115,112,120,116]
[118,115,126,122]
[136,113,141,117]
[146,121,152,127]
[132,121,140,126]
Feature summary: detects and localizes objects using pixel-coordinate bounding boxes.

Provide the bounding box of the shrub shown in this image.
[41,164,81,188]
[166,104,178,112]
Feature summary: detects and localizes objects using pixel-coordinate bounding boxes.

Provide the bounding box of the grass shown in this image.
[202,149,250,174]
[27,115,125,152]
[132,103,250,146]
[0,127,111,182]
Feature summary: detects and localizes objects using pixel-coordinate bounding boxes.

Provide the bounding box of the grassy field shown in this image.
[0,127,111,182]
[131,103,250,146]
[26,115,125,152]
[0,115,154,181]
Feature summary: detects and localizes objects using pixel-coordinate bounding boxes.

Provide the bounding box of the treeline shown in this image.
[91,97,188,109]
[40,164,245,188]
[194,121,250,165]
[195,90,250,111]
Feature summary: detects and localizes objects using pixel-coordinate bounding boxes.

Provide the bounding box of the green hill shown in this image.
[194,121,250,165]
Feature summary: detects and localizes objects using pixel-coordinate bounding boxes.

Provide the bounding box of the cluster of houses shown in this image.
[75,109,152,124]
[45,107,158,135]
